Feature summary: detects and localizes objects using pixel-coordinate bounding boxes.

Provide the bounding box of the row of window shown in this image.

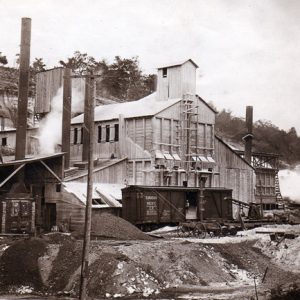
[73,124,119,144]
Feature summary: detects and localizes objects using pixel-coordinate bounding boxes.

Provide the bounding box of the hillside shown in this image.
[216,109,300,167]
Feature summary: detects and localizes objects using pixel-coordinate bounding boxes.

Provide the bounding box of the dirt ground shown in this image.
[0,225,299,299]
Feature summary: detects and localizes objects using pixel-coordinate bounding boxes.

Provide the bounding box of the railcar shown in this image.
[122,185,238,236]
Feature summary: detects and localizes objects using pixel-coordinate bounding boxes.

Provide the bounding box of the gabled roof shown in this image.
[196,95,218,114]
[71,92,181,124]
[158,59,199,69]
[215,135,255,170]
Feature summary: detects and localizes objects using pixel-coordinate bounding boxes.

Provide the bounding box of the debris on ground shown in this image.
[0,224,299,299]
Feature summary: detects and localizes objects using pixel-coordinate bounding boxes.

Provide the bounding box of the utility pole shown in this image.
[79,75,96,300]
[82,78,91,162]
[16,17,31,160]
[61,68,72,170]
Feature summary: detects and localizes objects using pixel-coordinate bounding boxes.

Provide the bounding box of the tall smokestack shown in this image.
[15,17,31,160]
[244,106,253,164]
[61,68,72,169]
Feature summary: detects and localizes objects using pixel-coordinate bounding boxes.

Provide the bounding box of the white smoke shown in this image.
[38,81,84,154]
[279,166,300,203]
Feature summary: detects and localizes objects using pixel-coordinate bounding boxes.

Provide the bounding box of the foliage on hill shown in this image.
[59,52,156,101]
[216,109,300,166]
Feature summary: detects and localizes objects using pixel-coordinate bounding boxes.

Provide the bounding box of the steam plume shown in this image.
[38,81,84,154]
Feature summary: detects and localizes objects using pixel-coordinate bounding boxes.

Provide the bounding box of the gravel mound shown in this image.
[91,213,153,240]
[0,238,47,292]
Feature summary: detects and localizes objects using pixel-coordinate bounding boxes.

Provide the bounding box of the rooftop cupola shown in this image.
[157,59,198,101]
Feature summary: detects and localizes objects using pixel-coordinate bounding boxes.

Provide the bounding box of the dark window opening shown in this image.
[162,68,167,78]
[106,125,110,142]
[80,127,83,144]
[98,125,102,143]
[2,137,7,146]
[56,183,61,193]
[92,198,105,205]
[74,128,78,144]
[114,124,119,141]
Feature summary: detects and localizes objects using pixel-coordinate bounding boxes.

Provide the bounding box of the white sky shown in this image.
[1,0,300,132]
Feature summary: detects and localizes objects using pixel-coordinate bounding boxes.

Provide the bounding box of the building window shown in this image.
[106,125,110,142]
[80,127,83,144]
[74,128,78,144]
[114,124,119,141]
[1,137,7,146]
[162,68,167,78]
[56,183,61,192]
[98,125,102,143]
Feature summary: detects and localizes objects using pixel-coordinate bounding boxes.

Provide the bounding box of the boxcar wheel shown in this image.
[193,222,206,239]
[177,225,192,237]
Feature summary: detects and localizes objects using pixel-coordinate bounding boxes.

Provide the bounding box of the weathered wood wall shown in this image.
[157,61,197,101]
[213,136,255,204]
[35,68,64,114]
[255,169,276,203]
[69,159,127,184]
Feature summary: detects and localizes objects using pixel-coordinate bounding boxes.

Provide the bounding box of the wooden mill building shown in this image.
[68,59,255,206]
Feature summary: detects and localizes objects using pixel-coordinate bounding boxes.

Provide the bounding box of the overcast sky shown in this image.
[1,0,300,132]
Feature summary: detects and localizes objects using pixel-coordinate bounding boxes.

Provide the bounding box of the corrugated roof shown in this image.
[71,92,181,124]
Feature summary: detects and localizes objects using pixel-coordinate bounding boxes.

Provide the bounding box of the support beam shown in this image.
[15,18,31,160]
[82,77,91,162]
[61,68,72,169]
[80,76,96,300]
[0,164,26,188]
[40,160,62,182]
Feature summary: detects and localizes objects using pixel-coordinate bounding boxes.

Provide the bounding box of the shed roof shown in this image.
[158,59,199,69]
[63,182,123,208]
[71,92,181,124]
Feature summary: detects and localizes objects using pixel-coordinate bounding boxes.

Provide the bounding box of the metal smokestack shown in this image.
[15,17,31,160]
[244,106,253,164]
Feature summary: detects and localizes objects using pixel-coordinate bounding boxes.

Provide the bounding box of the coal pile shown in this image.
[0,238,47,291]
[91,213,153,240]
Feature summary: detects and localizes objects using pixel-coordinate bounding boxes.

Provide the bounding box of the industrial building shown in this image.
[1,56,278,232]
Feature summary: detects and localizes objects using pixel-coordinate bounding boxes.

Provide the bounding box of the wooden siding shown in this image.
[195,97,215,124]
[157,61,197,101]
[35,68,64,114]
[213,137,255,204]
[181,60,197,95]
[127,160,154,185]
[71,159,127,184]
[0,128,39,156]
[126,117,152,152]
[255,169,277,203]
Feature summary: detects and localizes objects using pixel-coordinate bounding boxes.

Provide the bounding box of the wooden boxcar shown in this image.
[122,185,233,229]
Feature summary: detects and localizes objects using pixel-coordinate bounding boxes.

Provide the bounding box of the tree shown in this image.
[101,56,155,101]
[31,57,46,74]
[0,52,8,66]
[59,51,99,75]
[58,53,155,101]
